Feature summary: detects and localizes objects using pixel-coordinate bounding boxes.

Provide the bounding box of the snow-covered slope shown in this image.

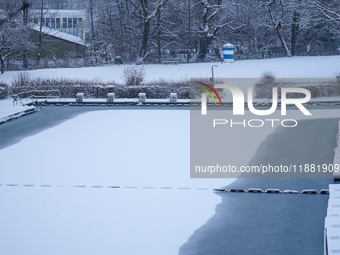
[0,56,339,85]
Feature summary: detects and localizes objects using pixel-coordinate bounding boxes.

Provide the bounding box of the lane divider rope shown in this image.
[0,184,330,194]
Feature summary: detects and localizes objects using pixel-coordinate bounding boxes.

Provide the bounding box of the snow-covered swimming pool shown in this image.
[1,108,340,254]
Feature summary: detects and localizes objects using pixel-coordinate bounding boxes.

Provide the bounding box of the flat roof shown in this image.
[30,9,84,18]
[30,24,85,46]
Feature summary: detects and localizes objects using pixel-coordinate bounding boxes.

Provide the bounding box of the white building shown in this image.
[29,10,85,42]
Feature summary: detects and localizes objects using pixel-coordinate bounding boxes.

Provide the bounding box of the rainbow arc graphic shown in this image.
[197,82,223,106]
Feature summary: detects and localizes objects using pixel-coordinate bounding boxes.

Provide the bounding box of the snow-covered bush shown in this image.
[10,76,190,99]
[336,73,340,85]
[260,71,276,85]
[121,65,146,86]
[112,85,189,99]
[11,72,32,88]
[0,82,9,99]
[254,72,276,98]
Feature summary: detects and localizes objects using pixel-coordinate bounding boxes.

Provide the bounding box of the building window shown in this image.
[63,18,67,28]
[41,18,45,26]
[46,18,50,27]
[56,18,60,28]
[68,18,72,28]
[73,18,77,28]
[51,18,55,28]
[34,18,38,24]
[78,18,82,24]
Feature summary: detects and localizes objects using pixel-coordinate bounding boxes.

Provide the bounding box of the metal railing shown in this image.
[12,89,61,110]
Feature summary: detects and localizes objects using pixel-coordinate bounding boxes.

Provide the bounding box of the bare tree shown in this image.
[0,0,32,73]
[262,0,292,57]
[36,0,44,65]
[191,0,244,61]
[139,0,169,61]
[22,0,30,69]
[307,0,340,23]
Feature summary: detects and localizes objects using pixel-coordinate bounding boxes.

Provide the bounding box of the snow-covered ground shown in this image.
[0,56,339,85]
[1,108,340,254]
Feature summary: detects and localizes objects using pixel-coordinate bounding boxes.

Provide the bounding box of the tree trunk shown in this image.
[140,0,149,60]
[198,37,211,61]
[291,8,300,56]
[22,0,29,69]
[89,0,97,62]
[267,4,292,57]
[328,22,331,54]
[198,2,209,61]
[0,55,4,74]
[140,20,150,59]
[276,29,292,57]
[125,1,132,62]
[37,0,44,66]
[139,0,169,61]
[157,10,161,63]
[187,0,191,63]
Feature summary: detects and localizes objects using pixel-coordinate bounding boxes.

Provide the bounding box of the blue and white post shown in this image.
[223,43,234,63]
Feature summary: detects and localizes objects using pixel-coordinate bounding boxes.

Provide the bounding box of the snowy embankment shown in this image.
[333,121,340,179]
[327,119,340,253]
[326,184,340,254]
[0,99,36,124]
[0,56,339,85]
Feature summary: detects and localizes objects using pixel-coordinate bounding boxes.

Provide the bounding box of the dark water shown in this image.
[180,118,336,255]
